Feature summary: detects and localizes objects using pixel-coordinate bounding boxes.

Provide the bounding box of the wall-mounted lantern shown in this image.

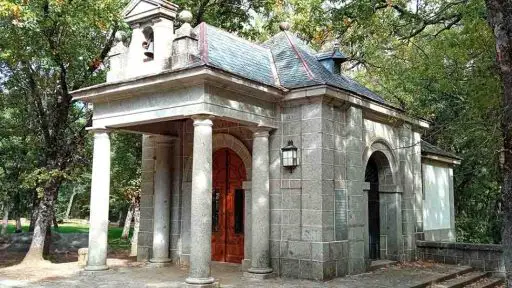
[281,140,299,173]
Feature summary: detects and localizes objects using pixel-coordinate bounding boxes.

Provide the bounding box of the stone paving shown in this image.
[0,261,470,288]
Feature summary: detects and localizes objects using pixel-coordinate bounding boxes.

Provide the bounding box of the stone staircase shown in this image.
[411,266,504,288]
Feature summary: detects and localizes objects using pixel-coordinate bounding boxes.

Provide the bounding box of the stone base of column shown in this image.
[248,267,273,274]
[182,282,219,288]
[184,277,217,288]
[148,258,172,267]
[243,271,276,280]
[83,265,109,272]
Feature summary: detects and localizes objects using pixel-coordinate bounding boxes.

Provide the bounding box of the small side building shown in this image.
[421,141,461,242]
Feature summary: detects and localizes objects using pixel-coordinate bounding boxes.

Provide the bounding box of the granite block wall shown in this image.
[399,124,420,261]
[416,241,505,275]
[345,106,367,274]
[266,99,352,280]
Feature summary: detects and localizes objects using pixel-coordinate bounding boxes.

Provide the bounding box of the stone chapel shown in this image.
[70,0,461,286]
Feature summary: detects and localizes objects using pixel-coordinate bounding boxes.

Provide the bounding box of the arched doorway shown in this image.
[364,141,401,261]
[211,148,246,263]
[365,155,380,260]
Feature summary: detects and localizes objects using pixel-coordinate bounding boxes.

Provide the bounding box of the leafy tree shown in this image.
[109,133,142,239]
[172,0,270,33]
[484,0,512,284]
[0,0,127,262]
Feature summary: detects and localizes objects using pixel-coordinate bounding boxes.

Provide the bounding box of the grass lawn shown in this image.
[5,221,133,251]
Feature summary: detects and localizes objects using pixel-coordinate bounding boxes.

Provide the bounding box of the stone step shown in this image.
[369,259,398,271]
[434,271,489,288]
[411,266,474,288]
[464,277,505,288]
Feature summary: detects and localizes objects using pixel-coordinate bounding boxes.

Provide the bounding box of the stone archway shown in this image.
[363,139,402,261]
[183,133,252,182]
[363,138,398,186]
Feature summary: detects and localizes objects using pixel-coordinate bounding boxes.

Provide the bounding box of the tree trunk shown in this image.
[1,206,9,236]
[15,216,22,233]
[22,184,57,264]
[52,215,58,229]
[117,210,124,227]
[29,206,38,232]
[65,188,77,220]
[52,188,59,229]
[29,190,39,232]
[121,203,133,239]
[485,0,512,286]
[129,197,140,257]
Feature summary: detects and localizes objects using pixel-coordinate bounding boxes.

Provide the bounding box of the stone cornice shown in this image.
[71,65,285,103]
[422,154,461,166]
[285,86,430,129]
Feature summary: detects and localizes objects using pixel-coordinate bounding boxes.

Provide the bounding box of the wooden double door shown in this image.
[211,148,246,263]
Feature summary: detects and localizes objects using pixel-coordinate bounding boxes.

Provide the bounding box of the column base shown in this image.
[84,265,109,271]
[243,271,276,280]
[247,267,273,274]
[150,257,172,263]
[182,282,219,288]
[185,277,216,287]
[149,258,172,267]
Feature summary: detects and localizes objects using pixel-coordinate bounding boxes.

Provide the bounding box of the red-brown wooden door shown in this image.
[212,148,246,263]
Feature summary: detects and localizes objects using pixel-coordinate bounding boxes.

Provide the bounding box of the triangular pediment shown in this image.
[124,0,178,24]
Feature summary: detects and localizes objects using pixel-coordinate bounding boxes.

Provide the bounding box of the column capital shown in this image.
[191,114,214,127]
[86,127,110,134]
[251,127,272,138]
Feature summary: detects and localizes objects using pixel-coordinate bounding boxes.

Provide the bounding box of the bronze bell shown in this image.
[143,40,154,59]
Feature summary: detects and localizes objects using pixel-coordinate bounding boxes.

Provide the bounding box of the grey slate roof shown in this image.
[421,140,461,160]
[196,23,386,104]
[198,24,278,87]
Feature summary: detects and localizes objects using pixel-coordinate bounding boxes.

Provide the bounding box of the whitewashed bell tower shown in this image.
[107,0,178,82]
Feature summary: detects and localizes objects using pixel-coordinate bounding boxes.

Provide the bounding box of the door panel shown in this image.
[211,148,246,263]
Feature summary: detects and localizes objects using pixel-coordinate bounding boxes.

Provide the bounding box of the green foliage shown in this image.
[110,133,142,216]
[172,0,268,33]
[0,0,127,250]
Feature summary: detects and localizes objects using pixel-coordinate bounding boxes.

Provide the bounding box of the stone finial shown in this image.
[175,10,196,38]
[179,10,193,23]
[333,40,340,51]
[172,9,199,70]
[279,21,291,31]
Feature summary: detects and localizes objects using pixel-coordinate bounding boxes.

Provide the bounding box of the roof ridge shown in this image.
[283,32,317,82]
[266,48,282,87]
[199,22,209,64]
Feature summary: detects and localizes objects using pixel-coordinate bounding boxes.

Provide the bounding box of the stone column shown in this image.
[150,136,174,264]
[247,129,273,277]
[85,129,111,271]
[185,115,215,287]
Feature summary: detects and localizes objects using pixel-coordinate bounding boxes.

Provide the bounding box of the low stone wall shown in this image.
[2,232,88,253]
[416,240,505,275]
